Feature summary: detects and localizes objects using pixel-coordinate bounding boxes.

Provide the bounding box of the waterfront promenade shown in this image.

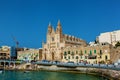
[0,60,120,80]
[25,61,120,80]
[0,60,120,70]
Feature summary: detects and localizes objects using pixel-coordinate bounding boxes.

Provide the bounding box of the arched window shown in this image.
[94,50,96,54]
[100,50,102,55]
[76,56,79,59]
[64,52,67,55]
[90,50,92,55]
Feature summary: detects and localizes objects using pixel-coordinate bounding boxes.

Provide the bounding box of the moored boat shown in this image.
[0,69,3,73]
[23,70,30,73]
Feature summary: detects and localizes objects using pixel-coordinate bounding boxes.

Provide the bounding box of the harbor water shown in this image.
[0,70,109,80]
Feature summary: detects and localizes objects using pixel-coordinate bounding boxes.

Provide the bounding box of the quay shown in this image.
[0,60,120,80]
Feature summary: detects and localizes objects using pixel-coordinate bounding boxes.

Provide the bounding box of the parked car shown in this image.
[41,60,50,63]
[67,61,74,65]
[52,61,60,64]
[31,60,36,63]
[100,64,107,68]
[107,64,115,68]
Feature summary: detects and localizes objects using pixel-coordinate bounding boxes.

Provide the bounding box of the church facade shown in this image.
[42,20,87,61]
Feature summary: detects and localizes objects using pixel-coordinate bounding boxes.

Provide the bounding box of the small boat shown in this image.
[0,71,2,73]
[0,69,3,74]
[23,71,30,73]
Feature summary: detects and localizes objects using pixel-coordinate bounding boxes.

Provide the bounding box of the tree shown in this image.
[115,42,120,48]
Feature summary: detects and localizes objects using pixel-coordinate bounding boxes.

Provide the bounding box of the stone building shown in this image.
[98,30,120,46]
[17,49,40,61]
[0,46,11,60]
[62,45,111,64]
[110,47,120,63]
[42,20,87,61]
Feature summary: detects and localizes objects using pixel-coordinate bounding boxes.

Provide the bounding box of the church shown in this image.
[42,20,87,61]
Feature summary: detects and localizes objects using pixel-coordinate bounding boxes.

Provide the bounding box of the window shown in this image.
[81,56,82,59]
[105,55,108,60]
[68,56,70,59]
[68,51,70,54]
[85,56,87,59]
[52,37,54,41]
[76,51,78,54]
[90,50,92,55]
[85,50,87,54]
[76,56,78,59]
[64,52,67,55]
[72,56,74,59]
[71,52,74,55]
[100,56,102,58]
[64,56,67,59]
[100,50,102,55]
[94,50,96,54]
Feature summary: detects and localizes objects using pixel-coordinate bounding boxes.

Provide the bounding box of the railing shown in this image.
[0,60,23,63]
[0,60,120,71]
[34,61,120,71]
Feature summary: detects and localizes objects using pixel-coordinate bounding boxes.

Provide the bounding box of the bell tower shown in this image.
[47,22,52,34]
[56,20,62,34]
[56,20,63,42]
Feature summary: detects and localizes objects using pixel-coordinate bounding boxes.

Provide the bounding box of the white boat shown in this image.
[24,71,30,73]
[0,69,3,73]
[0,71,3,73]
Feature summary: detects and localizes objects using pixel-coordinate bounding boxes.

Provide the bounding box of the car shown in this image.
[107,64,115,68]
[52,61,60,64]
[41,60,50,63]
[31,60,36,63]
[67,61,74,64]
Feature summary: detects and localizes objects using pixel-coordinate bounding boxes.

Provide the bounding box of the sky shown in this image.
[0,0,120,48]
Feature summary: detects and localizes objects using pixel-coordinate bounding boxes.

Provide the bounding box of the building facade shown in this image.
[62,45,111,64]
[42,21,87,61]
[98,30,120,46]
[17,49,40,61]
[0,46,11,60]
[110,47,120,63]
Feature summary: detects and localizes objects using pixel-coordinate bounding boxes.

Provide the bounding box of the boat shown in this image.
[23,70,30,73]
[0,69,3,74]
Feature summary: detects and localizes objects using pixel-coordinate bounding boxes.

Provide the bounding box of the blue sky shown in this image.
[0,0,120,48]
